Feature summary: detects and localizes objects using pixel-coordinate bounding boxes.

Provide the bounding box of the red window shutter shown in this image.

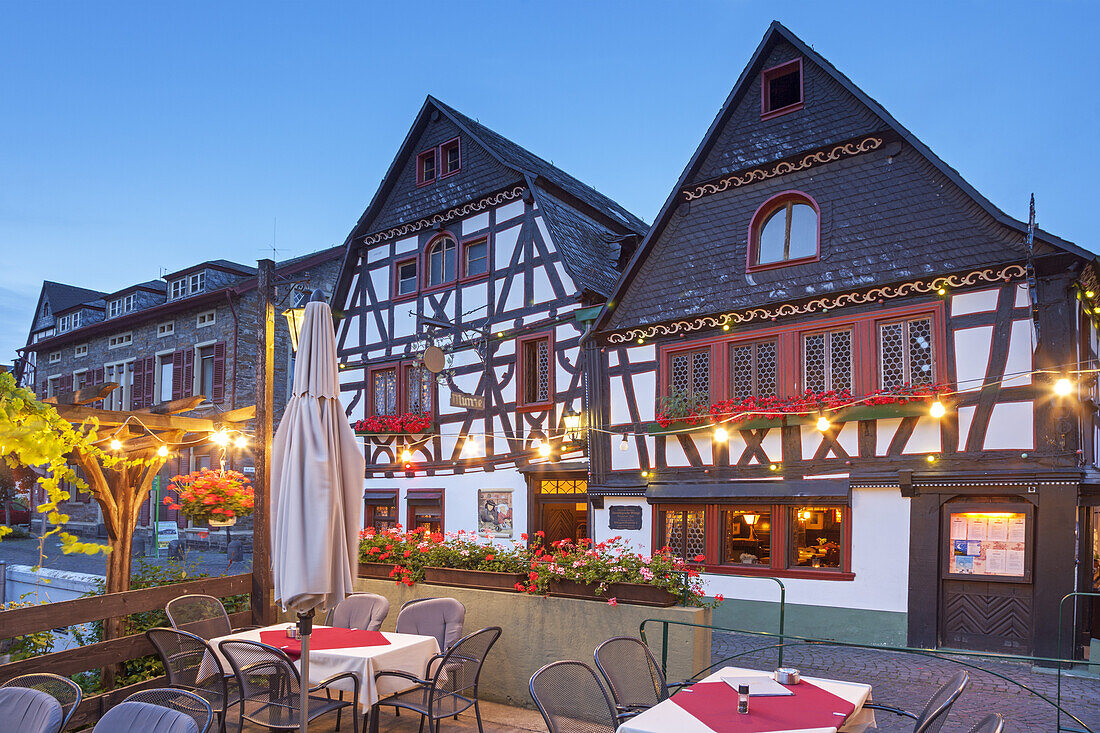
[172,350,186,400]
[59,374,73,394]
[132,362,145,410]
[183,349,195,399]
[211,342,226,404]
[91,367,105,407]
[142,356,155,407]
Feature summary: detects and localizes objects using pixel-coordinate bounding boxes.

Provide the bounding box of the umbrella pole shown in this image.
[297,608,315,733]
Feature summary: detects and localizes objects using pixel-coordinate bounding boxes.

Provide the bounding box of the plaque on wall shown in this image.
[608,505,643,531]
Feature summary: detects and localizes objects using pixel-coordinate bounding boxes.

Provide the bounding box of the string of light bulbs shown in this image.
[88,413,251,458]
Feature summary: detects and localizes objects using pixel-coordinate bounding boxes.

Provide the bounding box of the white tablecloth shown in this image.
[618,666,875,733]
[209,624,440,707]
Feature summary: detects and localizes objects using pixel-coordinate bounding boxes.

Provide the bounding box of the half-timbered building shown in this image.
[588,22,1096,658]
[333,97,645,544]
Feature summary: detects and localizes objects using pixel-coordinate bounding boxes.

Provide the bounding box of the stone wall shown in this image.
[354,577,712,708]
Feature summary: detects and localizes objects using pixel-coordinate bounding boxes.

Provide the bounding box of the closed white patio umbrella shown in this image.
[271,290,365,732]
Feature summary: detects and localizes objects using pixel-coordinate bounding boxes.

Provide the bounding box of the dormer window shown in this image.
[761,59,803,119]
[189,272,206,294]
[58,312,81,333]
[748,192,820,270]
[107,294,134,319]
[417,149,437,185]
[169,278,186,300]
[441,138,461,176]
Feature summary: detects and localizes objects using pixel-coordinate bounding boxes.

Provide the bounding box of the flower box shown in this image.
[549,579,678,607]
[358,562,398,580]
[648,402,937,435]
[423,567,526,592]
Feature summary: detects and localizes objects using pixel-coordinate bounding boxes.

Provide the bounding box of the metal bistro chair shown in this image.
[1,673,82,732]
[93,689,213,733]
[530,660,620,733]
[593,636,671,719]
[147,628,239,733]
[326,593,390,631]
[864,669,969,733]
[218,639,359,733]
[968,713,1006,733]
[166,594,257,640]
[0,686,63,733]
[370,626,501,733]
[395,597,466,653]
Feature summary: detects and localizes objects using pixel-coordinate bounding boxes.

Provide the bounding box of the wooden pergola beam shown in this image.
[55,405,228,432]
[42,383,117,406]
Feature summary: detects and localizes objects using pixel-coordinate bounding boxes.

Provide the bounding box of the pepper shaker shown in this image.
[737,683,750,714]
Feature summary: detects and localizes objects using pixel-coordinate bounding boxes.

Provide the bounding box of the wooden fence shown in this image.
[0,572,253,729]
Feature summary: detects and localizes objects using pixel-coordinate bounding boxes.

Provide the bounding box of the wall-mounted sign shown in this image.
[450,390,484,410]
[478,490,513,538]
[608,505,643,531]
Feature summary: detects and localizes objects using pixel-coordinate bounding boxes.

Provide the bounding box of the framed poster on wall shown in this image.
[941,502,1033,583]
[478,490,513,538]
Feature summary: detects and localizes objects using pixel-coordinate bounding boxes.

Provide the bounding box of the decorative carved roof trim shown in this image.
[605,264,1026,345]
[362,186,526,247]
[682,136,884,202]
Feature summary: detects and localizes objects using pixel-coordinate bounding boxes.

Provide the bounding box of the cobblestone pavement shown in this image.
[711,631,1100,731]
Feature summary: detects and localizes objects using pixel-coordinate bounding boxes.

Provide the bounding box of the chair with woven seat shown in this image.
[147,628,238,732]
[0,686,64,733]
[369,626,500,733]
[530,660,620,733]
[114,689,213,733]
[326,593,390,631]
[166,594,256,640]
[968,713,1006,733]
[395,597,465,653]
[1,672,82,732]
[593,636,669,719]
[864,669,969,733]
[218,639,359,733]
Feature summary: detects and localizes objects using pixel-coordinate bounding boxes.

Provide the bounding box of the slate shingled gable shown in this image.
[333,96,646,307]
[595,20,1088,334]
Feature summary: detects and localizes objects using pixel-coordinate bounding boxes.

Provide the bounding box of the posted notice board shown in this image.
[943,503,1032,582]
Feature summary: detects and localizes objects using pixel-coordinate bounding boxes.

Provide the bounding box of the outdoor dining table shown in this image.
[617,665,875,733]
[208,624,440,707]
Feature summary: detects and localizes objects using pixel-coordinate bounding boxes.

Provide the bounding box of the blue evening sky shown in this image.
[1,1,1096,363]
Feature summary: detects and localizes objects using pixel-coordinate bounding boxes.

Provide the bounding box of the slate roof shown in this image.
[595,21,1088,333]
[42,281,107,316]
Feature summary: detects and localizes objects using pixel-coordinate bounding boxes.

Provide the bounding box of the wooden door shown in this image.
[541,502,586,546]
[940,580,1033,653]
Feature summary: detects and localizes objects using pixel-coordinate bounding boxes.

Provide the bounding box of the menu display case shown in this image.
[941,502,1033,583]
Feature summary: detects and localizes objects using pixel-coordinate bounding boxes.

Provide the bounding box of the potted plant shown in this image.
[163,468,254,528]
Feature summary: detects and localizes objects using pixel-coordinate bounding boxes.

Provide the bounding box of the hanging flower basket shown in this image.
[163,468,254,526]
[353,412,433,437]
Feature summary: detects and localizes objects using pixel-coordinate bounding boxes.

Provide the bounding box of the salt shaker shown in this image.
[737,683,750,714]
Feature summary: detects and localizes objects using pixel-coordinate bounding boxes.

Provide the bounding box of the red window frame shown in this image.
[656,302,946,406]
[416,149,437,186]
[654,502,854,581]
[746,190,821,272]
[460,235,490,281]
[393,257,419,301]
[875,314,939,390]
[367,360,437,420]
[367,363,399,417]
[517,331,555,412]
[402,361,436,416]
[422,231,459,293]
[364,490,399,532]
[440,137,461,177]
[663,344,715,406]
[760,58,804,120]
[407,488,445,533]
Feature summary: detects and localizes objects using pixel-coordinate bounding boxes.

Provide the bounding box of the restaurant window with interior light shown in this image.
[364,490,399,533]
[407,489,444,533]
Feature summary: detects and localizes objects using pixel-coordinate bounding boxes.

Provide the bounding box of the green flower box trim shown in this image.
[354,429,436,439]
[647,402,934,435]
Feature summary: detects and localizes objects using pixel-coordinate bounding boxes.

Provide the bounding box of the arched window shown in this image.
[425,235,457,287]
[749,193,819,268]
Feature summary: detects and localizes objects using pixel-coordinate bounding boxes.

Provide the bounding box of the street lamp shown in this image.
[562,408,584,445]
[282,289,327,353]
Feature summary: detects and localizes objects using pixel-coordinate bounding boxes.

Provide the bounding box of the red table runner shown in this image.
[671,680,856,733]
[259,628,391,661]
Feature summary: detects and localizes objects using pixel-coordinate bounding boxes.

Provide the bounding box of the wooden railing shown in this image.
[0,572,253,729]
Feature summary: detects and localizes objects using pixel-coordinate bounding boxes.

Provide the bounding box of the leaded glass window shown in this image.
[372,367,397,416]
[880,317,934,388]
[522,336,552,405]
[802,330,852,393]
[405,364,433,414]
[670,349,711,402]
[663,509,706,562]
[729,339,778,399]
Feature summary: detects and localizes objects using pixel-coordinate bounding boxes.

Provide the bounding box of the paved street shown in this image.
[712,631,1100,731]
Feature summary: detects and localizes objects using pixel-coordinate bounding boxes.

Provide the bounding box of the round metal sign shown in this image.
[422,345,446,373]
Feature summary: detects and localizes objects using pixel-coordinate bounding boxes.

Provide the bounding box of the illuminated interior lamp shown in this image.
[211,430,230,447]
[816,415,831,432]
[156,445,169,458]
[929,400,946,419]
[538,442,552,458]
[1053,378,1073,397]
[400,449,413,463]
[834,509,843,523]
[234,435,248,449]
[109,438,122,451]
[799,510,812,522]
[742,513,759,526]
[769,463,780,471]
[619,434,629,452]
[714,426,729,443]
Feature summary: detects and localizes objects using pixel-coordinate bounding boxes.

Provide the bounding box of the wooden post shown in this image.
[252,259,276,626]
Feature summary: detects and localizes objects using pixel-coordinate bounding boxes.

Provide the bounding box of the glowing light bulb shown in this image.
[714,427,729,443]
[1054,378,1073,397]
[1088,291,1096,299]
[234,436,248,449]
[722,324,730,331]
[156,445,169,458]
[109,438,122,451]
[769,463,780,471]
[211,430,230,447]
[641,470,649,478]
[619,434,629,452]
[929,400,946,419]
[400,449,413,463]
[926,454,937,463]
[937,288,947,296]
[816,416,831,432]
[636,338,645,345]
[496,331,505,338]
[538,442,551,457]
[530,437,543,451]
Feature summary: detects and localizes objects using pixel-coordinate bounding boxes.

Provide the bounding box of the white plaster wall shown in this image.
[1003,319,1034,388]
[904,417,942,454]
[949,288,999,316]
[1014,283,1030,309]
[395,236,418,256]
[956,406,976,451]
[953,326,993,392]
[367,244,391,264]
[494,225,521,270]
[496,200,524,224]
[986,402,1034,450]
[591,496,652,551]
[463,212,489,234]
[701,487,911,613]
[369,268,390,305]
